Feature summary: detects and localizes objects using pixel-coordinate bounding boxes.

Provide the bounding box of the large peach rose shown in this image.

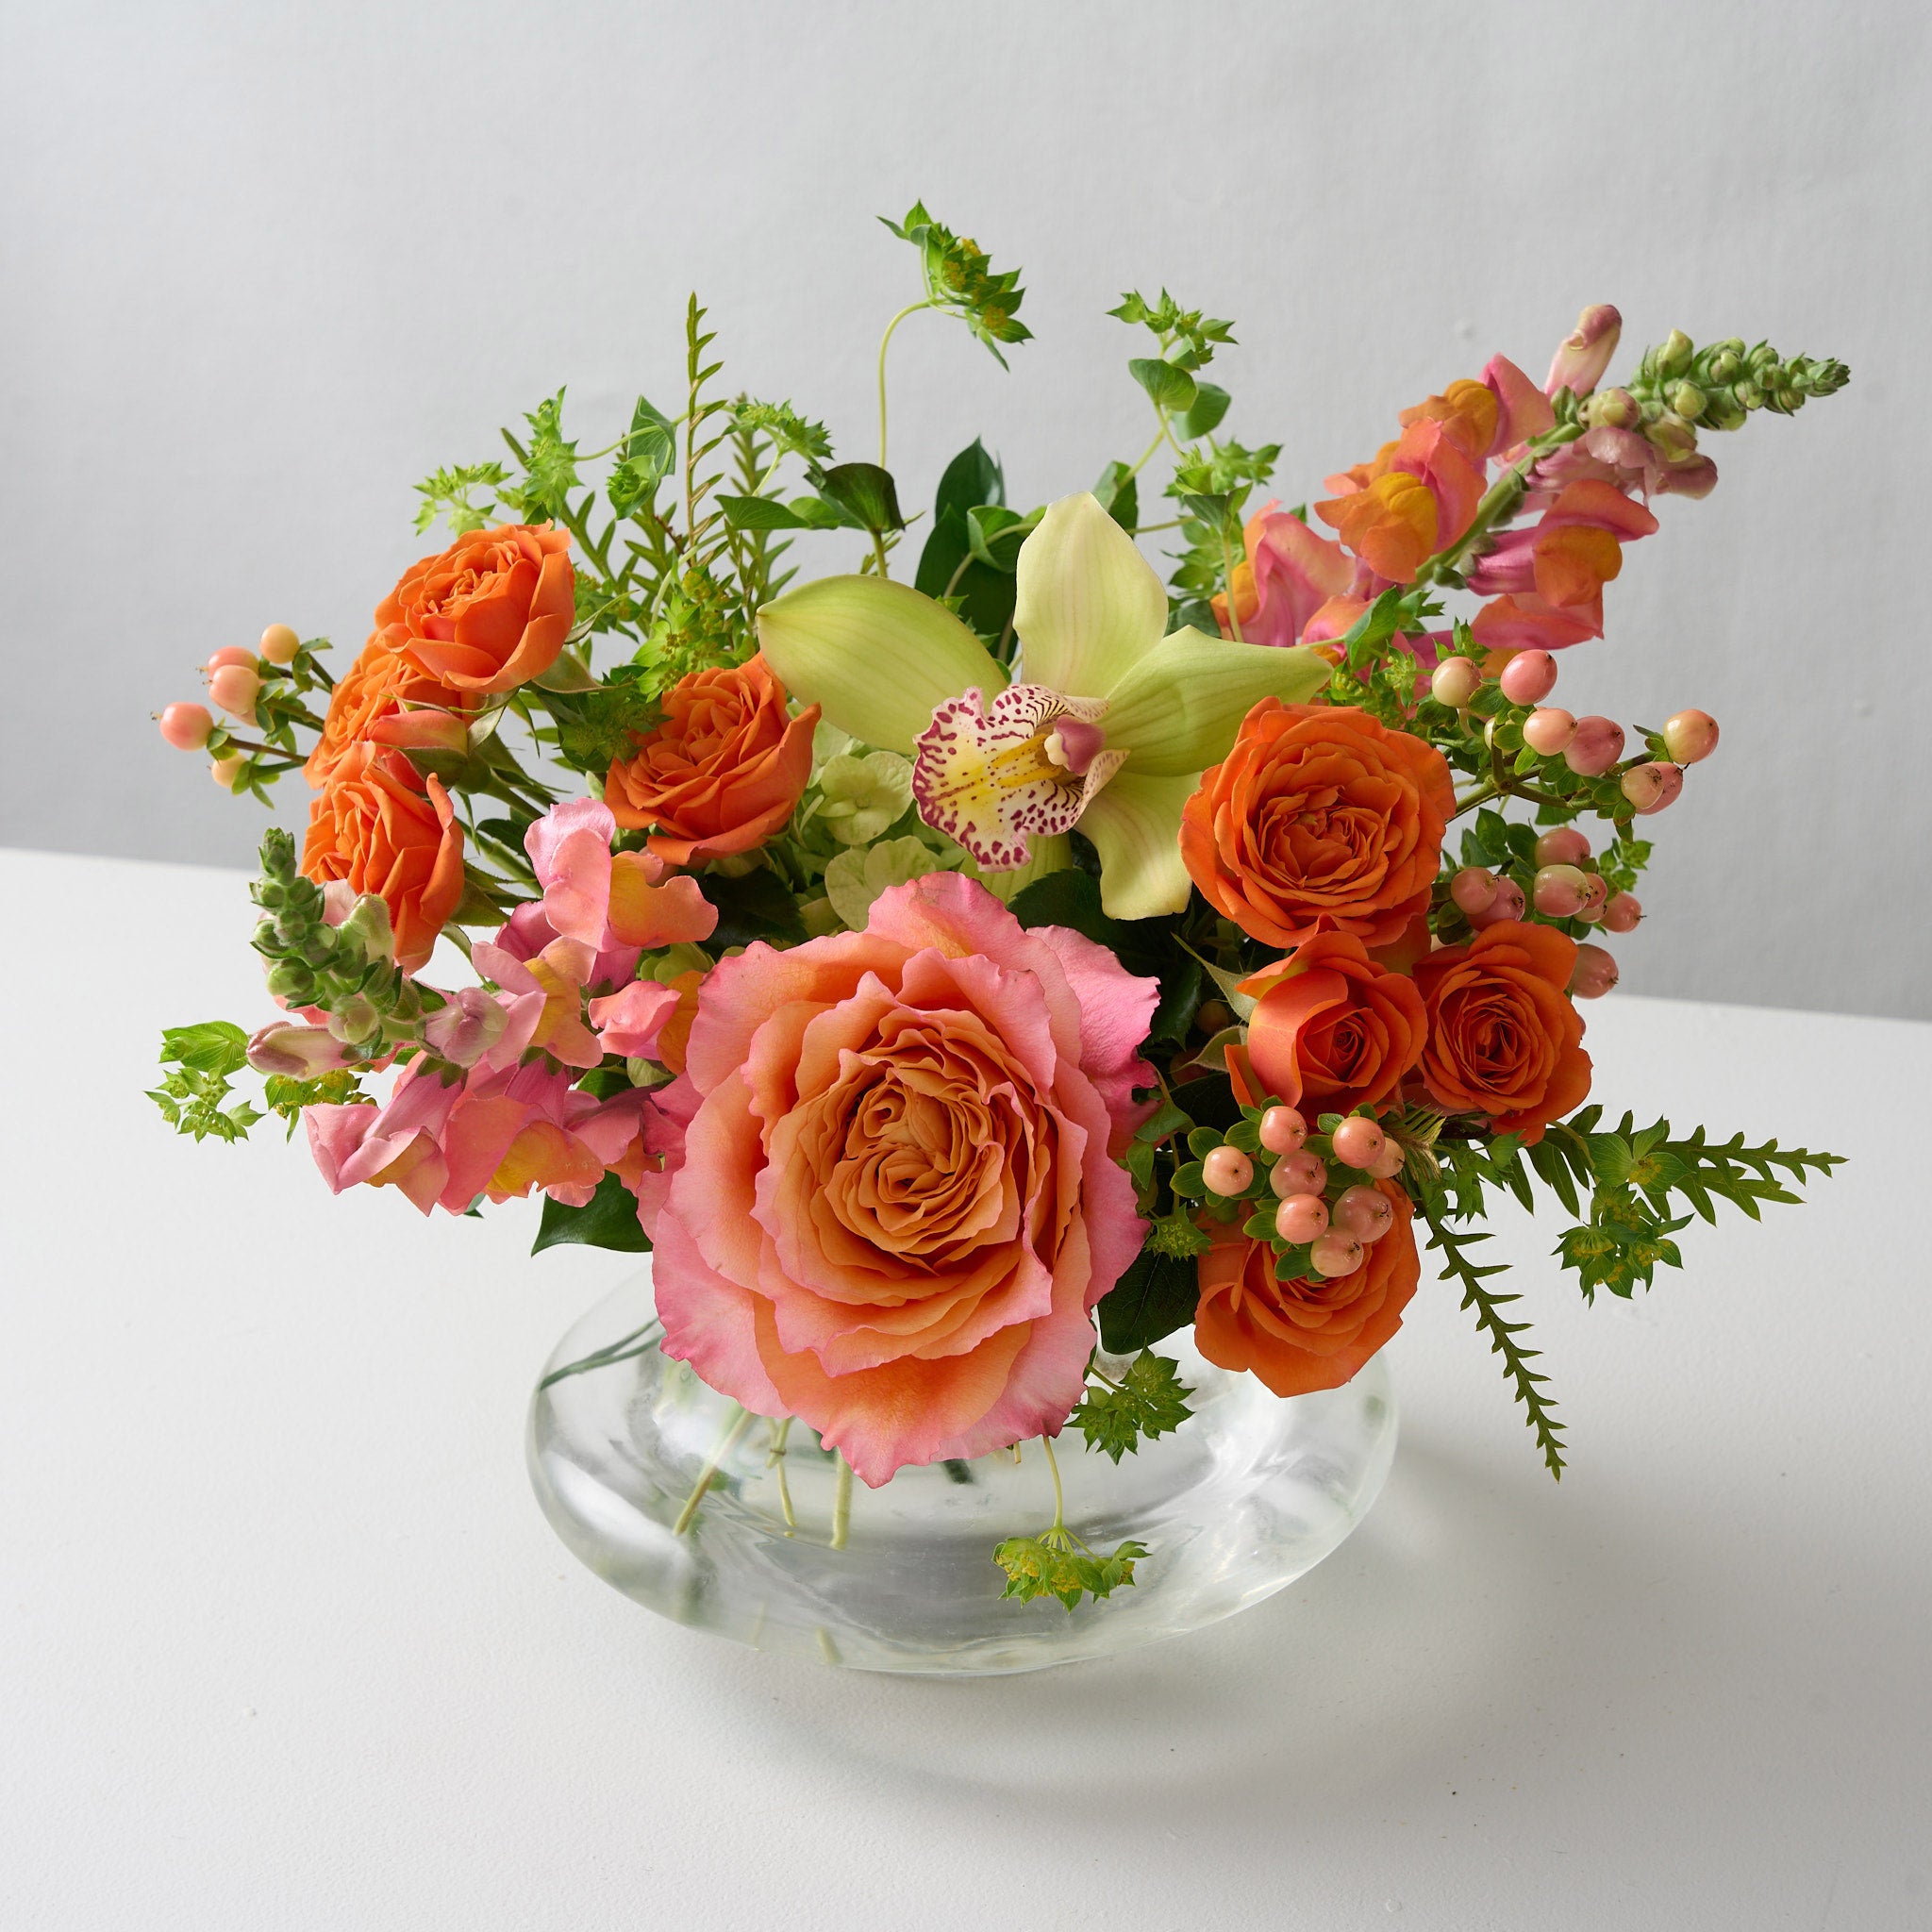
[606,654,818,866]
[641,873,1158,1486]
[1236,931,1427,1114]
[1194,1182,1419,1397]
[1411,920,1591,1142]
[375,524,575,694]
[1180,700,1454,948]
[304,640,471,789]
[300,743,465,972]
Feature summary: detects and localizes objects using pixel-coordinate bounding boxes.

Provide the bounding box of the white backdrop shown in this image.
[3,0,1925,1017]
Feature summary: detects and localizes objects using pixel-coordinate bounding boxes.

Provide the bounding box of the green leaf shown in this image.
[1008,865,1115,946]
[993,1533,1147,1610]
[932,439,1005,525]
[1091,459,1140,533]
[1071,1350,1195,1462]
[159,1021,251,1077]
[532,1171,650,1256]
[1129,357,1198,414]
[717,493,816,531]
[1174,381,1231,441]
[813,462,905,533]
[697,868,807,947]
[1096,1248,1201,1354]
[965,504,1034,573]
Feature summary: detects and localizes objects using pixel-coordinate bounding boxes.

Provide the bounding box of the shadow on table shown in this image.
[695,1429,1689,1816]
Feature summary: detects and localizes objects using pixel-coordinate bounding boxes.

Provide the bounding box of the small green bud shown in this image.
[1646,412,1699,461]
[1748,342,1780,375]
[299,930,336,967]
[253,879,287,910]
[1655,329,1694,379]
[334,893,396,969]
[1734,381,1764,410]
[1775,385,1804,412]
[1703,391,1749,432]
[326,994,382,1046]
[1668,381,1707,420]
[1719,337,1746,357]
[1706,349,1741,384]
[253,919,280,953]
[265,959,315,1002]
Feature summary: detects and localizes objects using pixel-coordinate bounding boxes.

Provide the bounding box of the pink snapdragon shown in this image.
[1469,479,1660,650]
[1544,304,1623,398]
[525,798,717,956]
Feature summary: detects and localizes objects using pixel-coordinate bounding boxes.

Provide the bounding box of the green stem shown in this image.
[1041,1432,1066,1535]
[875,298,935,470]
[1218,525,1245,642]
[537,1319,664,1392]
[829,1452,854,1551]
[1412,420,1586,593]
[1124,414,1171,480]
[672,1405,754,1536]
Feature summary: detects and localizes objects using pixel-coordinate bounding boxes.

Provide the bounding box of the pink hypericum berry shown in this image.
[1258,1106,1307,1156]
[1308,1232,1366,1279]
[1534,864,1589,918]
[1202,1146,1254,1197]
[158,701,213,751]
[1330,1116,1387,1170]
[1569,942,1620,999]
[1662,709,1719,764]
[1431,657,1484,708]
[1534,826,1591,867]
[1271,1151,1328,1199]
[206,645,258,675]
[1450,867,1501,915]
[1332,1184,1394,1243]
[209,754,245,790]
[1274,1192,1330,1244]
[1574,873,1610,923]
[1470,877,1526,929]
[208,663,261,720]
[1523,708,1577,756]
[1624,761,1684,815]
[1563,715,1625,776]
[1499,649,1558,706]
[258,623,301,665]
[1604,892,1643,934]
[1365,1138,1408,1180]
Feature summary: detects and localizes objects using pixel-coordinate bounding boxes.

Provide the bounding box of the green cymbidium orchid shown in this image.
[757,491,1332,919]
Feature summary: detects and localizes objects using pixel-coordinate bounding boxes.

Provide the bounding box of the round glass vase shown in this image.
[527,1265,1397,1675]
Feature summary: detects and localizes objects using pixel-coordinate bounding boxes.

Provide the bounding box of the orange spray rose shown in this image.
[375,524,575,694]
[304,640,471,789]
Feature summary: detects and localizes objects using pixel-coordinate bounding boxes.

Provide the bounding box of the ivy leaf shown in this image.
[533,1171,651,1256]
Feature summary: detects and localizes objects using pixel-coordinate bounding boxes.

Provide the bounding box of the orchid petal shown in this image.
[1102,628,1332,775]
[1076,770,1200,920]
[1012,492,1168,698]
[756,575,1003,754]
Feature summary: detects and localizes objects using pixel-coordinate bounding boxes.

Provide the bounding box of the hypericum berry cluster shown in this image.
[1174,1101,1407,1282]
[155,623,332,795]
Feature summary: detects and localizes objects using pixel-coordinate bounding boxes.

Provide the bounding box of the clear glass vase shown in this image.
[527,1266,1397,1674]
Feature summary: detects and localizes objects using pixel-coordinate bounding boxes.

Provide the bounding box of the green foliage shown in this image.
[148,1022,259,1143]
[1095,1247,1201,1354]
[993,1533,1147,1611]
[698,867,808,947]
[1071,1351,1194,1462]
[413,461,509,536]
[1109,290,1235,371]
[914,439,1022,642]
[881,201,1031,363]
[499,390,582,523]
[542,669,666,774]
[262,1069,368,1138]
[533,1171,652,1256]
[730,398,832,465]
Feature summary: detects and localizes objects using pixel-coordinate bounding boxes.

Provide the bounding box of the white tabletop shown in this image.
[2,848,1924,1931]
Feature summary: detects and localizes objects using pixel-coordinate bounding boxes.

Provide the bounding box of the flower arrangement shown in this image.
[154,205,1847,1612]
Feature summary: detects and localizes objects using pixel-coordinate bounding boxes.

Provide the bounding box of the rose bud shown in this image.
[206,645,258,675]
[1431,657,1484,708]
[1498,649,1558,706]
[158,701,214,751]
[1450,866,1501,916]
[1332,1184,1394,1243]
[1622,761,1684,814]
[1271,1151,1328,1199]
[1662,709,1720,764]
[1533,863,1590,918]
[1574,872,1610,923]
[365,708,471,756]
[1308,1231,1366,1279]
[1258,1106,1307,1156]
[1274,1193,1329,1244]
[1534,826,1591,867]
[1522,708,1577,756]
[1469,877,1526,928]
[1603,891,1643,934]
[1569,941,1620,999]
[1202,1146,1255,1197]
[258,623,302,665]
[208,663,261,723]
[209,754,246,790]
[1330,1116,1387,1170]
[1563,715,1625,776]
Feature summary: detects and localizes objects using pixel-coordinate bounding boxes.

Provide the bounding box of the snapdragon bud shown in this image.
[1655,329,1694,380]
[325,994,382,1046]
[1645,413,1700,463]
[1668,381,1707,421]
[264,958,316,1002]
[1707,349,1741,384]
[1545,304,1623,397]
[333,893,396,967]
[1583,387,1641,430]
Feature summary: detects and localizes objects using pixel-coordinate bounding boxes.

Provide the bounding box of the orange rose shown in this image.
[375,524,575,694]
[605,654,818,866]
[1411,920,1591,1142]
[304,640,471,789]
[1194,1182,1420,1397]
[1236,931,1427,1114]
[300,743,465,972]
[1180,701,1454,949]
